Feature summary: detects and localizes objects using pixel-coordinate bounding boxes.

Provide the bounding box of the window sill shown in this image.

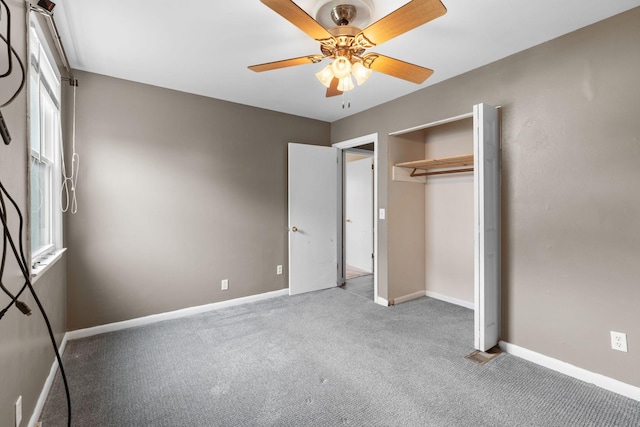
[31,248,67,284]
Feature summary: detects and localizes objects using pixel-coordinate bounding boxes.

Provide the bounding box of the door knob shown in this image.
[291,226,298,232]
[346,219,352,223]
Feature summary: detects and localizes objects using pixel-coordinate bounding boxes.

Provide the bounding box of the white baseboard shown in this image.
[66,288,289,340]
[29,288,289,424]
[425,291,474,310]
[28,333,70,427]
[391,290,426,305]
[375,296,389,307]
[499,341,640,402]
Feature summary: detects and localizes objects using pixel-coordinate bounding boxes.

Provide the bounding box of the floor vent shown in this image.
[465,347,502,365]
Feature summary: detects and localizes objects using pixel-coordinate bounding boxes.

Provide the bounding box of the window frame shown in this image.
[28,15,63,271]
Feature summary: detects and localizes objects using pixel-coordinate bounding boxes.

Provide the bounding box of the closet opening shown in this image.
[389,104,501,351]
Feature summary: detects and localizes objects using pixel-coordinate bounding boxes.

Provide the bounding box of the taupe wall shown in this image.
[0,1,67,423]
[332,8,640,387]
[66,71,330,329]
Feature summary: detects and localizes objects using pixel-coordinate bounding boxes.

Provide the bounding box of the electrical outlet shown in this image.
[15,395,22,427]
[277,265,283,275]
[221,279,229,291]
[610,331,628,352]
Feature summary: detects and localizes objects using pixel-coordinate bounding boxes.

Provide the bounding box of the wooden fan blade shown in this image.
[363,54,433,84]
[260,0,333,41]
[326,78,342,97]
[249,55,324,72]
[359,0,446,46]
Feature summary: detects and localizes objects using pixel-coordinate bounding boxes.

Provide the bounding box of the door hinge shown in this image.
[372,253,374,259]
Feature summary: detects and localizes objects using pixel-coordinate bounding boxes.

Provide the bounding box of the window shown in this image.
[29,17,62,267]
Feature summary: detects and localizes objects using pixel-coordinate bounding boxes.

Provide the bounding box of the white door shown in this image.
[474,103,501,351]
[345,156,373,273]
[288,143,339,295]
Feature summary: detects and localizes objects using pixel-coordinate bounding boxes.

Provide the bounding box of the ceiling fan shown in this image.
[248,0,447,97]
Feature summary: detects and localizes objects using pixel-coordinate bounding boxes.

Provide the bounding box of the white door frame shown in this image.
[332,133,381,305]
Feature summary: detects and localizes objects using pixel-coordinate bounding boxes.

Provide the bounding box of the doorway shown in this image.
[332,133,381,304]
[343,148,374,300]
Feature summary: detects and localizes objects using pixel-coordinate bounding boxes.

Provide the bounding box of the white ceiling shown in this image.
[52,0,640,122]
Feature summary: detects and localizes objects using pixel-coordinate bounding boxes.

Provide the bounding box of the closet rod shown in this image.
[411,167,474,177]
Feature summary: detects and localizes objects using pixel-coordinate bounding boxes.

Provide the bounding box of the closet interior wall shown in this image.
[423,118,474,305]
[387,133,425,302]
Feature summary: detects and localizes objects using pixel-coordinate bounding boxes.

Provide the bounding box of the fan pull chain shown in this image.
[341,90,351,109]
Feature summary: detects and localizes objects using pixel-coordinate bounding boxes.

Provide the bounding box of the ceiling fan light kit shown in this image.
[315,65,335,88]
[249,0,447,98]
[337,76,355,92]
[351,62,372,85]
[330,56,352,78]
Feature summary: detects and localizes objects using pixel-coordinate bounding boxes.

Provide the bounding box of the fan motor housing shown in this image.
[331,5,356,26]
[313,0,374,30]
[329,25,359,37]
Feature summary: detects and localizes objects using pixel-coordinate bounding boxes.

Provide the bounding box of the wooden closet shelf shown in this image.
[394,153,474,177]
[395,153,474,171]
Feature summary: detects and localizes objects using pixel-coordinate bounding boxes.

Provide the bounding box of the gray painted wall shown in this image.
[332,8,640,387]
[65,71,331,330]
[0,1,67,424]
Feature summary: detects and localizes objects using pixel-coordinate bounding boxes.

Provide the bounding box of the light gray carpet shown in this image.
[41,288,640,426]
[342,274,374,300]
